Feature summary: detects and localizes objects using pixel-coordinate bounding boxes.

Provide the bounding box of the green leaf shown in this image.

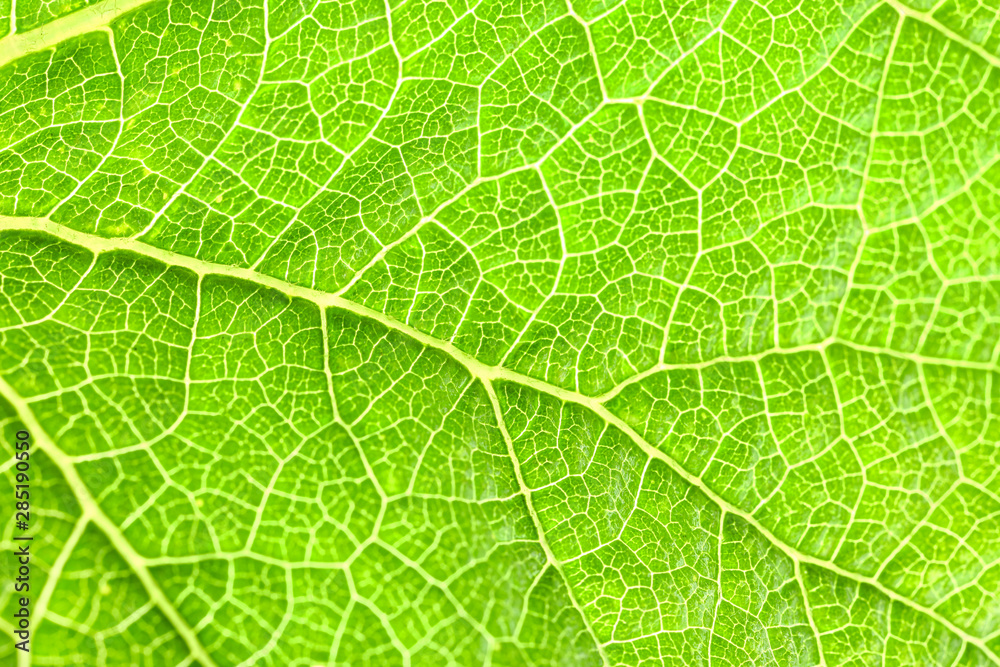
[0,0,998,664]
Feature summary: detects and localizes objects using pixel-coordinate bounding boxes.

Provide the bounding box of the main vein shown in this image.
[1,214,997,663]
[0,0,158,69]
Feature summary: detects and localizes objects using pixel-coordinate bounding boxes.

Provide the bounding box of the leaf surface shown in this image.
[0,0,999,664]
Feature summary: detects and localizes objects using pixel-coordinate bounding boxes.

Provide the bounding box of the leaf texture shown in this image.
[0,0,998,664]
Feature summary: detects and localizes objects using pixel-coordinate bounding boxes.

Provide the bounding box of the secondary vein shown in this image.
[1,214,998,664]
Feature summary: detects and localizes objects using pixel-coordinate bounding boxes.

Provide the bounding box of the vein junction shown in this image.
[0,0,999,663]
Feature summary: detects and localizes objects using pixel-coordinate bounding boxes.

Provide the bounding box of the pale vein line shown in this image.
[0,0,157,68]
[0,375,220,667]
[0,215,996,663]
[482,378,612,665]
[795,558,829,667]
[23,516,88,667]
[1,0,997,661]
[887,0,1000,70]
